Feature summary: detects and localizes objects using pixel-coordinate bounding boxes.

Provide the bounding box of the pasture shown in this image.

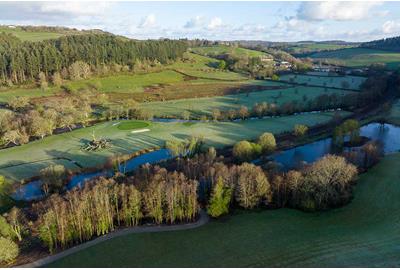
[279,74,366,90]
[168,53,248,81]
[191,45,272,59]
[0,111,348,181]
[140,83,354,118]
[47,153,400,267]
[0,53,247,104]
[288,42,356,54]
[309,48,400,70]
[0,26,63,41]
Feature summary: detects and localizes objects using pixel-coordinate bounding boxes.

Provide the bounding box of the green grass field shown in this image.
[67,70,186,93]
[0,26,64,41]
[0,111,348,181]
[191,45,272,59]
[169,53,248,81]
[117,121,150,130]
[140,83,354,118]
[310,48,400,70]
[288,42,356,54]
[47,153,400,267]
[279,74,366,90]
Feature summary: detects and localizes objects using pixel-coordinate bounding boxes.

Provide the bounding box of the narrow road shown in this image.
[16,210,209,268]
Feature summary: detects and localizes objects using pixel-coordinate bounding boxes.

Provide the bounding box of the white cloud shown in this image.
[297,1,382,21]
[138,14,156,29]
[207,17,223,29]
[38,2,110,16]
[184,16,204,29]
[382,20,400,35]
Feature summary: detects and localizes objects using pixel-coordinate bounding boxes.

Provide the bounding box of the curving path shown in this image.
[16,210,209,268]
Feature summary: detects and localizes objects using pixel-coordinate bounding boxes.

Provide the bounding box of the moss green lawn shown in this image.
[191,45,272,58]
[48,153,400,267]
[0,111,348,181]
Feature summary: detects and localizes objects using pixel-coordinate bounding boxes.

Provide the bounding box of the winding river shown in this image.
[12,122,400,201]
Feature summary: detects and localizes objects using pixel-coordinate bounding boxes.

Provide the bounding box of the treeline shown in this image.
[36,173,198,252]
[0,33,187,84]
[360,36,400,52]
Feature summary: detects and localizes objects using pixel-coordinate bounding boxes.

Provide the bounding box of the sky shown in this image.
[0,1,400,42]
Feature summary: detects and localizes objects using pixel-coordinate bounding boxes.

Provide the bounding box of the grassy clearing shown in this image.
[0,111,348,181]
[0,85,61,103]
[47,153,400,267]
[117,121,150,130]
[279,74,366,90]
[0,26,63,41]
[140,83,354,118]
[191,45,271,58]
[309,48,400,70]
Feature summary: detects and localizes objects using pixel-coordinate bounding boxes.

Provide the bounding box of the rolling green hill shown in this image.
[309,47,400,70]
[191,45,273,59]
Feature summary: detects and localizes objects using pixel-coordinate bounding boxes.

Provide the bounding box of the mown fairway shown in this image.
[140,83,354,118]
[47,153,400,267]
[279,74,366,90]
[0,111,347,181]
[309,48,400,70]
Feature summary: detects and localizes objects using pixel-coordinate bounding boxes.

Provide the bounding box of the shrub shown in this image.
[294,124,308,138]
[233,140,254,161]
[258,132,276,154]
[0,237,19,264]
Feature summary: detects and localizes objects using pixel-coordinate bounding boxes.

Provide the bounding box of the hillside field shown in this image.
[47,153,400,267]
[279,74,366,90]
[140,83,354,118]
[191,45,272,59]
[0,111,348,181]
[0,26,64,41]
[0,53,247,103]
[309,48,400,70]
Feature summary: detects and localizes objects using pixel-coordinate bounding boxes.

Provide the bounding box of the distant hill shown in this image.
[0,25,111,42]
[360,36,400,52]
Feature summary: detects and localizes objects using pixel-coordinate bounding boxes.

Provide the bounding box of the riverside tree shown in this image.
[207,177,233,218]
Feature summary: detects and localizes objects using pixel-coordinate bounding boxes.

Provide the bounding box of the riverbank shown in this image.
[44,153,400,267]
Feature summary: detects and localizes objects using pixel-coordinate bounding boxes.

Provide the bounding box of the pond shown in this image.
[271,123,400,170]
[13,149,172,201]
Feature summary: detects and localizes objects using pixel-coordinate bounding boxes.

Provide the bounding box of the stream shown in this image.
[12,122,400,201]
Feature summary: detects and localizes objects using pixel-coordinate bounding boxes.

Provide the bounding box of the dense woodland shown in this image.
[361,36,400,52]
[0,33,187,85]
